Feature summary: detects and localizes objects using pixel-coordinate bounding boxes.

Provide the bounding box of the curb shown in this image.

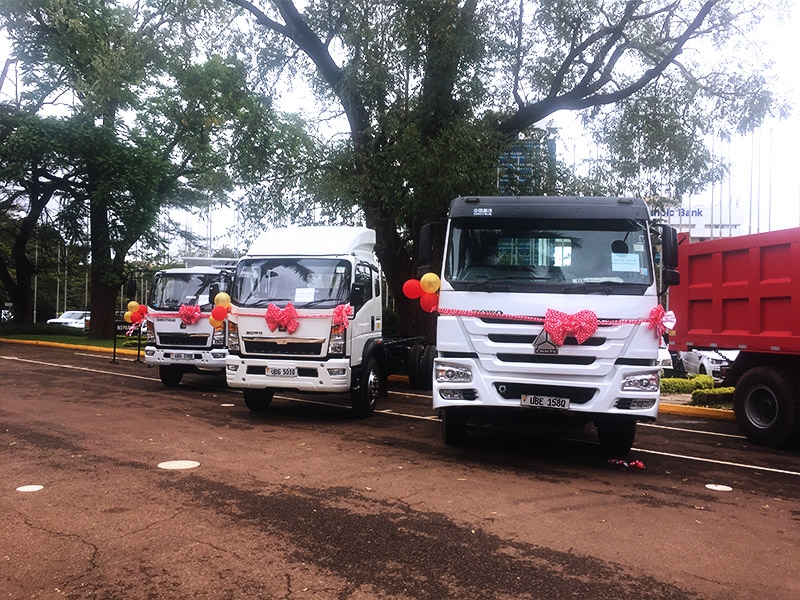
[0,337,141,357]
[1,338,737,422]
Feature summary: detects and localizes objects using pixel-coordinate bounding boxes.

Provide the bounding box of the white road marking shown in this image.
[1,355,157,381]
[631,447,800,477]
[640,422,747,440]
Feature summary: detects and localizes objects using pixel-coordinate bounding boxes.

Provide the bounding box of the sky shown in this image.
[1,3,799,255]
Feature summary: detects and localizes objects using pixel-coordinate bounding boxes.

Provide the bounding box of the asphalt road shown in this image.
[1,342,798,600]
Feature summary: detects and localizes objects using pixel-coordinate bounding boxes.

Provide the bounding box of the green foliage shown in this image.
[660,374,715,394]
[690,387,735,408]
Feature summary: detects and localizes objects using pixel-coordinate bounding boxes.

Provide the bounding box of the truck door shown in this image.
[349,261,381,365]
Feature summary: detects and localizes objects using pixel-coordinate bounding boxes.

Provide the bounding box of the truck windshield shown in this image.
[150,273,221,311]
[232,258,352,308]
[445,217,653,294]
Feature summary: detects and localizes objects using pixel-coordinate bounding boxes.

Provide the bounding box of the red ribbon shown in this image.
[543,308,598,345]
[178,304,202,325]
[332,303,353,328]
[265,302,299,334]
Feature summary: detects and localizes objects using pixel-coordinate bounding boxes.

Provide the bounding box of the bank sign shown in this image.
[649,202,743,238]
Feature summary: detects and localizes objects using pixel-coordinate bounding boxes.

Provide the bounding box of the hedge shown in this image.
[660,374,715,394]
[690,387,735,407]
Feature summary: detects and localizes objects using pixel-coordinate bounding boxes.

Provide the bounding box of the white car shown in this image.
[679,349,738,381]
[47,310,90,329]
[658,346,675,377]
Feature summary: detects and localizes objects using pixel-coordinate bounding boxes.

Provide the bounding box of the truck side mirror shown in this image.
[209,283,220,305]
[417,223,433,277]
[661,225,679,270]
[662,269,680,287]
[350,282,366,308]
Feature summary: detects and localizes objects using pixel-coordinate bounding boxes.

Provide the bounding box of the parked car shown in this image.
[658,346,675,377]
[678,349,738,381]
[47,310,90,329]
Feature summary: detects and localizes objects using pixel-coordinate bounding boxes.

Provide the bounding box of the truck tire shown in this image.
[351,356,380,418]
[441,407,468,446]
[734,367,798,448]
[243,388,274,412]
[159,365,183,387]
[594,417,636,456]
[407,344,425,389]
[420,345,436,390]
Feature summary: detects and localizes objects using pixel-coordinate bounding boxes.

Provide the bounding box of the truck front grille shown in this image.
[494,383,596,404]
[243,340,324,356]
[158,333,210,347]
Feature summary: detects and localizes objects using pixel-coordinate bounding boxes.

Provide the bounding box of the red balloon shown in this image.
[211,305,228,321]
[130,311,143,323]
[403,279,423,299]
[138,304,148,314]
[419,292,439,313]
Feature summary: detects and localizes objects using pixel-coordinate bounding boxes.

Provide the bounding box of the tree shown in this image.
[225,0,786,335]
[0,0,314,336]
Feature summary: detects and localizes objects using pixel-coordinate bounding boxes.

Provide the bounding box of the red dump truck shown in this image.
[670,227,800,448]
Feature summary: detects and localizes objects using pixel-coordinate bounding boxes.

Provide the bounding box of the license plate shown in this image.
[268,367,296,377]
[521,394,570,409]
[172,352,195,360]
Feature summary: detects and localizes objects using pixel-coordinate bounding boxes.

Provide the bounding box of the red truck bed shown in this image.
[670,227,800,355]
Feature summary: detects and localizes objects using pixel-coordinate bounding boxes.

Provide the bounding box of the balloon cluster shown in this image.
[209,292,231,328]
[402,272,440,313]
[124,301,148,324]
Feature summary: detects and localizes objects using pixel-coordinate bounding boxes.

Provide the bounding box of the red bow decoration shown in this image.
[543,308,598,345]
[647,305,676,337]
[332,303,353,328]
[178,304,202,325]
[265,302,299,334]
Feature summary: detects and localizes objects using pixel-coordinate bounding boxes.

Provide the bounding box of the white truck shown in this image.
[145,258,236,386]
[225,226,399,417]
[420,196,680,454]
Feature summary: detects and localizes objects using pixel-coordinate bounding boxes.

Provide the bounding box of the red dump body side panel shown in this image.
[670,228,800,355]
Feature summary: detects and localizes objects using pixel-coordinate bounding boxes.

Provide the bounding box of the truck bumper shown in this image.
[225,356,352,393]
[432,358,660,420]
[144,346,228,371]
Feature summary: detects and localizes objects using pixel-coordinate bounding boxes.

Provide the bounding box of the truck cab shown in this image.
[225,226,386,417]
[145,259,235,386]
[427,196,679,454]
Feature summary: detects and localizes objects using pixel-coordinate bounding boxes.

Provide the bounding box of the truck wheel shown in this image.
[441,407,468,446]
[594,418,636,456]
[243,389,274,412]
[734,367,798,448]
[351,357,380,418]
[407,344,425,388]
[159,365,183,387]
[420,345,436,390]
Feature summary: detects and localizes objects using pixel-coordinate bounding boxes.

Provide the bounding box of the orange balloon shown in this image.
[420,272,440,293]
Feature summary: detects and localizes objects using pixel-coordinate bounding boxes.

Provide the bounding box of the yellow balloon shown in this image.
[419,272,441,293]
[127,301,140,313]
[214,292,231,308]
[208,316,223,328]
[123,310,133,323]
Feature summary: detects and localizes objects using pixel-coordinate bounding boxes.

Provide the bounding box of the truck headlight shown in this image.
[212,322,226,346]
[227,321,240,352]
[435,363,472,383]
[328,323,346,356]
[146,320,155,344]
[621,373,660,392]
